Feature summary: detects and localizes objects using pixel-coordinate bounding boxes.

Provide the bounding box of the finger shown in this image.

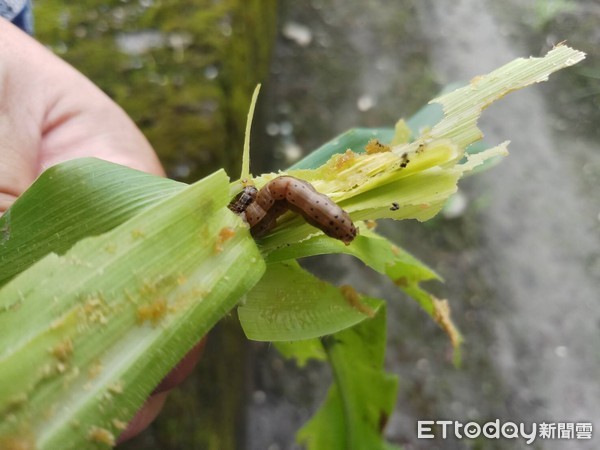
[0,20,165,216]
[153,338,207,394]
[116,339,206,443]
[31,29,164,176]
[40,83,165,177]
[116,391,169,444]
[0,134,37,209]
[0,21,45,210]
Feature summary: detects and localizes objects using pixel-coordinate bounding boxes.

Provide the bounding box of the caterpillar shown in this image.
[228,176,357,245]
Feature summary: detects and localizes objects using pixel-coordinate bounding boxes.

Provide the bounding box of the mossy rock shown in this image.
[35,0,278,181]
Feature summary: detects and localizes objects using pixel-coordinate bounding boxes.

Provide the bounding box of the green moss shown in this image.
[34,0,278,181]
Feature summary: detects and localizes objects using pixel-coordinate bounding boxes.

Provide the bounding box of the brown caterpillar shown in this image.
[228,176,357,244]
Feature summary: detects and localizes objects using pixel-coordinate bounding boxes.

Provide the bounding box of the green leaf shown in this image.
[240,84,261,181]
[288,128,395,170]
[265,226,463,360]
[429,44,586,152]
[253,45,585,252]
[238,260,382,341]
[0,45,585,449]
[255,138,497,252]
[0,158,185,287]
[273,339,326,367]
[286,85,473,172]
[0,169,265,449]
[266,227,438,304]
[297,304,398,450]
[242,47,586,365]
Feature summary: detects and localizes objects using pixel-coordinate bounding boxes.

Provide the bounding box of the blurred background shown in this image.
[34,1,600,449]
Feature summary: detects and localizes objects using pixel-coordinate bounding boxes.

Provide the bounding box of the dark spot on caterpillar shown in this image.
[390,202,400,211]
[228,176,357,245]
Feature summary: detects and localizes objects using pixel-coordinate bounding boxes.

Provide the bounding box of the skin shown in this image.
[0,19,204,443]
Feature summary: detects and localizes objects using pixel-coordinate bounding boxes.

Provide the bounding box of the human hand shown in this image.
[0,18,164,212]
[116,340,206,444]
[0,19,204,443]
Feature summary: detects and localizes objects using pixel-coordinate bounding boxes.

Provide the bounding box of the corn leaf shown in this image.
[297,305,399,450]
[288,128,395,170]
[238,260,383,341]
[252,45,585,252]
[241,84,261,181]
[264,227,461,349]
[0,169,264,449]
[273,339,327,367]
[0,44,585,449]
[429,44,585,151]
[0,158,185,287]
[244,45,584,361]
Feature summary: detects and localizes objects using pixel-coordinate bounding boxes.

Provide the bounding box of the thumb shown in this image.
[0,20,164,213]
